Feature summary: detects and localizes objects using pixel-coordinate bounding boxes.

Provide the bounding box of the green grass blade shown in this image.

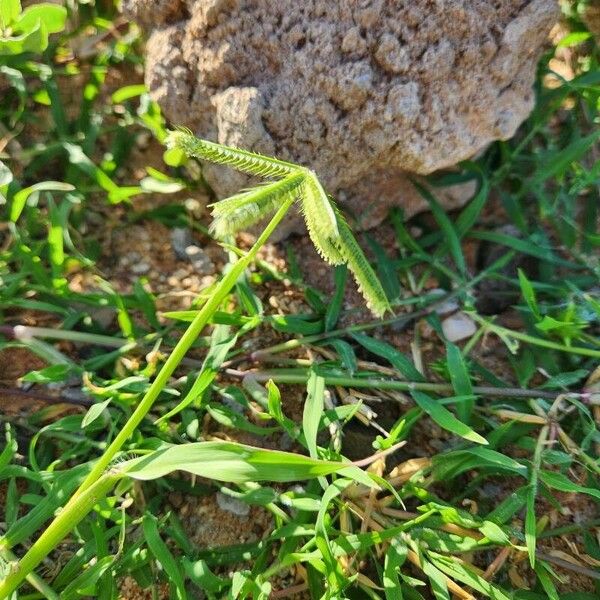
[411,391,486,445]
[123,440,377,488]
[303,369,325,459]
[143,514,187,600]
[445,342,474,423]
[411,179,467,278]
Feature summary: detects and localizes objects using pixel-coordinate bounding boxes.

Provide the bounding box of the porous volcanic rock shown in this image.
[124,0,559,232]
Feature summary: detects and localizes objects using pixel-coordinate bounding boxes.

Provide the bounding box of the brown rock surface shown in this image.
[124,0,559,231]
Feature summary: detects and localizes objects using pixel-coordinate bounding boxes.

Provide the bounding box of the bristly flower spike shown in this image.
[168,129,391,317]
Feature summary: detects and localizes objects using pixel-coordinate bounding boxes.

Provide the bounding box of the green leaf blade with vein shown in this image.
[123,440,377,488]
[411,391,487,445]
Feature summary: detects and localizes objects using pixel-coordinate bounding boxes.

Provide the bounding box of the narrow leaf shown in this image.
[411,391,486,445]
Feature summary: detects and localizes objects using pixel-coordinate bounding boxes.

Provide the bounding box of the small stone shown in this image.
[375,33,410,74]
[170,227,193,260]
[442,311,477,342]
[216,492,250,517]
[131,262,150,275]
[429,289,460,315]
[185,245,215,275]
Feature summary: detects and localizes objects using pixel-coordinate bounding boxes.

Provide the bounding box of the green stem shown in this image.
[1,201,294,597]
[10,325,139,349]
[471,314,600,359]
[233,369,559,400]
[0,474,119,598]
[74,198,293,497]
[0,548,59,600]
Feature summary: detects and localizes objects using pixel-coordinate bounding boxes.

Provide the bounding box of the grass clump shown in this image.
[0,1,599,599]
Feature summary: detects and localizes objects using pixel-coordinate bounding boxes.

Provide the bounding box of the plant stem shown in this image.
[0,548,59,600]
[74,198,294,496]
[0,200,294,596]
[249,305,435,361]
[4,325,136,349]
[230,368,559,400]
[0,473,119,598]
[471,314,600,359]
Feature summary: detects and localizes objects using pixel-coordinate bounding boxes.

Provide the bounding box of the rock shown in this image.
[215,491,250,517]
[131,261,150,275]
[123,0,558,233]
[441,311,477,342]
[429,289,460,315]
[185,245,215,275]
[583,3,600,37]
[170,227,193,260]
[170,227,215,274]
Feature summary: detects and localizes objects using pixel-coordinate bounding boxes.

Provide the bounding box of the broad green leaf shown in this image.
[183,559,227,594]
[455,164,489,237]
[479,521,510,545]
[518,269,541,319]
[123,441,377,488]
[421,558,450,600]
[0,424,17,472]
[367,234,401,301]
[530,130,600,186]
[156,325,238,423]
[427,552,511,600]
[351,332,424,381]
[303,370,325,458]
[538,369,588,390]
[271,314,323,335]
[21,363,71,384]
[206,403,278,436]
[411,391,486,445]
[10,181,74,222]
[0,0,20,29]
[16,4,66,35]
[534,562,559,600]
[325,265,348,331]
[328,339,357,374]
[81,399,111,428]
[432,448,527,480]
[487,486,528,524]
[111,84,147,103]
[540,470,600,501]
[469,230,579,269]
[143,514,187,600]
[63,143,140,202]
[140,175,185,194]
[59,556,114,600]
[0,21,46,56]
[383,537,407,600]
[412,179,466,277]
[557,31,592,47]
[445,342,474,423]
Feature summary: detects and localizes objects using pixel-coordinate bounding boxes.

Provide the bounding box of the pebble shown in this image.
[170,227,193,260]
[131,262,150,275]
[441,311,477,342]
[429,288,459,315]
[185,245,215,275]
[216,492,250,517]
